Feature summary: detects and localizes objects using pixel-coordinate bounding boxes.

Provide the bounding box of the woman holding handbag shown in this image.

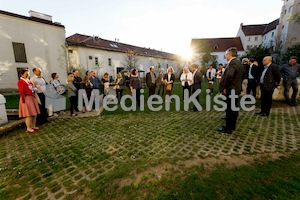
[114,73,125,102]
[164,67,175,101]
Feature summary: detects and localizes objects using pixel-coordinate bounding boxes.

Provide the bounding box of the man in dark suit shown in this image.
[256,56,281,116]
[190,64,203,111]
[218,47,245,134]
[145,66,156,96]
[246,58,262,98]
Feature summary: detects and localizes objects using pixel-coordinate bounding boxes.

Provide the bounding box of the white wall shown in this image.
[237,27,246,50]
[243,35,263,51]
[0,13,66,90]
[278,0,294,51]
[193,51,245,68]
[262,30,277,49]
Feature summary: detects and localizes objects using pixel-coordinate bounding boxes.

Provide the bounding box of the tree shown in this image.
[122,49,139,70]
[244,45,270,65]
[281,42,300,64]
[71,64,87,78]
[201,52,217,68]
[57,45,72,74]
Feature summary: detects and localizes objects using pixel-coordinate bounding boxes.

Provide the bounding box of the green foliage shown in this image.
[244,45,270,65]
[122,49,139,70]
[281,42,300,64]
[201,52,218,68]
[71,64,87,78]
[287,13,300,24]
[58,45,72,74]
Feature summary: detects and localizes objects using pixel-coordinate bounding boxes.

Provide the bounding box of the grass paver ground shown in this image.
[1,103,300,199]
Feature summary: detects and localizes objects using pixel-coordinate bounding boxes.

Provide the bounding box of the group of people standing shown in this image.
[243,56,300,108]
[219,49,299,134]
[128,66,176,106]
[17,48,299,134]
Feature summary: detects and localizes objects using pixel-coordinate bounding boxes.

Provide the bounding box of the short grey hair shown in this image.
[226,47,238,57]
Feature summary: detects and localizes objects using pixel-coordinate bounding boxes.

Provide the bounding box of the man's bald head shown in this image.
[263,56,272,66]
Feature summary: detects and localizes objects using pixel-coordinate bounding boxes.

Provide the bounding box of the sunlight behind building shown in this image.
[180,47,194,61]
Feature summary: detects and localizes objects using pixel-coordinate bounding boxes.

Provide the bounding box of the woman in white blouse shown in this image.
[180,67,193,101]
[206,65,216,94]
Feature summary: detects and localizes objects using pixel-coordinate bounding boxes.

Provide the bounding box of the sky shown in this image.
[0,0,283,57]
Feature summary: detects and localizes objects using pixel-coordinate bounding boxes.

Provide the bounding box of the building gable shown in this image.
[191,37,244,53]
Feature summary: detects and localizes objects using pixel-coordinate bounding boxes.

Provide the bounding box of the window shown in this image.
[68,49,73,53]
[247,45,251,50]
[264,36,266,40]
[285,10,287,15]
[255,37,258,41]
[166,64,169,68]
[95,57,98,66]
[289,6,293,13]
[247,37,251,42]
[12,42,27,63]
[108,58,112,66]
[271,32,274,37]
[109,44,118,48]
[282,25,285,29]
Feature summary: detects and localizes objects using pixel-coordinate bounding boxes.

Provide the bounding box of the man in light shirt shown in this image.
[31,68,49,125]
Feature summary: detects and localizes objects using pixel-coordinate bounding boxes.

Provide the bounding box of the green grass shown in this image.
[1,80,300,199]
[153,154,300,199]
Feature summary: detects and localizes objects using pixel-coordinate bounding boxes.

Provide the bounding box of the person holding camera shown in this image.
[206,65,216,95]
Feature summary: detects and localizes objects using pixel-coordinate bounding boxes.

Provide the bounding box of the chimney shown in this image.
[29,10,52,22]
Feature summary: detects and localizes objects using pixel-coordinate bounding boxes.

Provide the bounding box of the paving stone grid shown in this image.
[0,106,300,199]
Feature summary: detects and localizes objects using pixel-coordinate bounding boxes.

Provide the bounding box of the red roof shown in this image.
[0,10,64,28]
[190,37,244,53]
[241,19,279,36]
[66,33,179,60]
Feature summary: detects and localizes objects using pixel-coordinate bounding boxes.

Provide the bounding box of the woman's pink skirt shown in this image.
[19,95,41,118]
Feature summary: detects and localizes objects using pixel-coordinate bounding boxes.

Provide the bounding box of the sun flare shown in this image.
[180,47,194,60]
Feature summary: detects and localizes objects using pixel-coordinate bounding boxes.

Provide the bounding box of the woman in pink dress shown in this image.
[18,69,41,133]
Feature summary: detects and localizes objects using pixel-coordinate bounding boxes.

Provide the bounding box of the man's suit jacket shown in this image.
[156,73,164,86]
[219,58,244,95]
[261,64,282,91]
[146,72,156,88]
[192,70,203,90]
[246,64,261,81]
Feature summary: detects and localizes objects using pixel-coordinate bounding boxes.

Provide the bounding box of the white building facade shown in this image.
[237,19,279,52]
[66,34,180,80]
[277,0,300,51]
[0,10,66,91]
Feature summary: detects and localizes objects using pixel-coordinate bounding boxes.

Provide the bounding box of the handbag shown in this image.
[34,93,42,105]
[166,84,172,91]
